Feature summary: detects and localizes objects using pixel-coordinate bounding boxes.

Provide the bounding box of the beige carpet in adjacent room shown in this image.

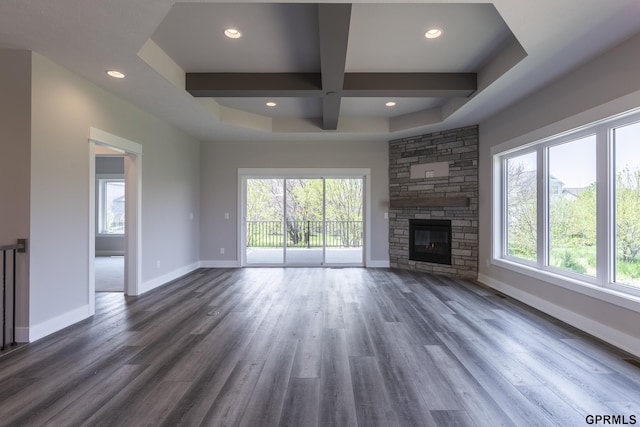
[95,256,124,292]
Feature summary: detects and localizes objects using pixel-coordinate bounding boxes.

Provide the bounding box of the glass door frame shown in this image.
[239,168,371,267]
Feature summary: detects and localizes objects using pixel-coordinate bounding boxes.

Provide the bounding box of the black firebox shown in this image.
[409,219,452,265]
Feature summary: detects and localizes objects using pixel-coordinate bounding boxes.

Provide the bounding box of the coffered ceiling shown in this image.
[150,2,512,132]
[1,1,640,141]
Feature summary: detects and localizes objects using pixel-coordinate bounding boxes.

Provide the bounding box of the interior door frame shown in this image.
[89,128,142,313]
[238,168,371,267]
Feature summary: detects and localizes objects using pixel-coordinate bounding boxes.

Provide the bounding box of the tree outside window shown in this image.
[548,136,597,276]
[506,152,537,262]
[614,122,640,287]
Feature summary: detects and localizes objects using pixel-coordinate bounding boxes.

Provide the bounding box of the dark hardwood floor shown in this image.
[1,268,639,426]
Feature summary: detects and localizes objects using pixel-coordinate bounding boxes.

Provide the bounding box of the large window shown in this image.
[99,179,125,235]
[495,112,640,298]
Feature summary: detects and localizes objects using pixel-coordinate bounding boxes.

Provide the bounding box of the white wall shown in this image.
[200,139,389,266]
[0,50,32,337]
[479,32,640,356]
[28,53,201,338]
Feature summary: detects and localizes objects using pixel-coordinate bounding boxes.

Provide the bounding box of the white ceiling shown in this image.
[1,0,640,142]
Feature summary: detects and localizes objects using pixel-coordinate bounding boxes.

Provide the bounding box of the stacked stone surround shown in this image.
[389,125,479,278]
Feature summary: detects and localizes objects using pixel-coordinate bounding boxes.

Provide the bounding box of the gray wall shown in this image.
[95,156,125,255]
[96,156,125,175]
[0,50,32,335]
[200,139,389,265]
[479,31,640,355]
[28,52,201,334]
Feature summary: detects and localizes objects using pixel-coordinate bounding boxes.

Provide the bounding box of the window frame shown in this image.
[493,112,640,302]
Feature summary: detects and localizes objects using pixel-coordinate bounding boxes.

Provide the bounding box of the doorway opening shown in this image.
[88,128,142,315]
[95,153,125,292]
[240,170,369,266]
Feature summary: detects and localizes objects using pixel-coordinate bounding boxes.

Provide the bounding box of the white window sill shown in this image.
[492,258,640,314]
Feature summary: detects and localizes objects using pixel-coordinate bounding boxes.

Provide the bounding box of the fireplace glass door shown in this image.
[409,219,452,265]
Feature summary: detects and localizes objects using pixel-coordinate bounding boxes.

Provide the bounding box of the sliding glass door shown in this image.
[243,176,363,266]
[325,178,364,264]
[245,178,285,265]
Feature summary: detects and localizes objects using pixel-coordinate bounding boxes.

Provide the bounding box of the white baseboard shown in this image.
[199,260,387,268]
[367,260,390,268]
[140,262,200,294]
[478,273,640,358]
[29,304,91,343]
[199,260,241,268]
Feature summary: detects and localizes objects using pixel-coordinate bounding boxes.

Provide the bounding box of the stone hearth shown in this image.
[389,125,479,278]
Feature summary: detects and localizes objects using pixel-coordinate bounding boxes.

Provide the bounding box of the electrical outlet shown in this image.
[156,260,161,269]
[220,248,225,255]
[224,213,229,220]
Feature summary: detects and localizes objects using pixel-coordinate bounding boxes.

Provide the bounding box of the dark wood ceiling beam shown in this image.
[318,3,352,130]
[342,73,477,97]
[186,73,323,97]
[322,94,342,131]
[185,71,476,98]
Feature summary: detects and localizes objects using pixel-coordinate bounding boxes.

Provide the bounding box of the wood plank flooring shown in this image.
[1,268,639,426]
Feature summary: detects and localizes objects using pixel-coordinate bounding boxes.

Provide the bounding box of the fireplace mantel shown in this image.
[389,196,469,208]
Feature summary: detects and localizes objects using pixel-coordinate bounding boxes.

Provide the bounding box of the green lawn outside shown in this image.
[508,244,640,287]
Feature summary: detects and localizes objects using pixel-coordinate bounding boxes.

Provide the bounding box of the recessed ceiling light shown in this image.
[424,28,443,39]
[385,101,396,107]
[224,28,242,39]
[266,101,277,107]
[106,70,125,79]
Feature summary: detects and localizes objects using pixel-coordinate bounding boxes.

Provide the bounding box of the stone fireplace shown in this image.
[389,125,478,278]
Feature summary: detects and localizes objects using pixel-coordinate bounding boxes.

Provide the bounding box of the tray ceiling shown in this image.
[1,0,639,141]
[151,2,513,130]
